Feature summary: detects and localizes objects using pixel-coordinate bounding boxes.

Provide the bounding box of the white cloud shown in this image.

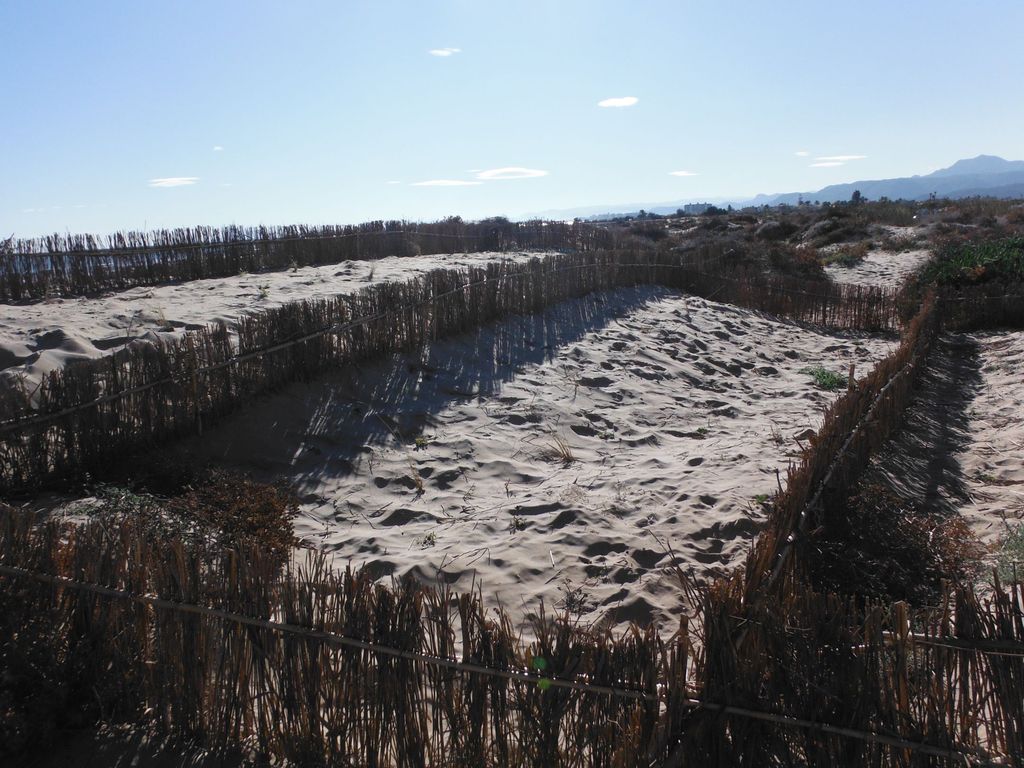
[794,151,810,157]
[475,167,548,180]
[386,180,402,185]
[810,162,845,168]
[598,96,639,108]
[212,145,224,151]
[411,179,483,187]
[148,177,199,188]
[429,47,461,57]
[669,170,698,177]
[816,154,867,162]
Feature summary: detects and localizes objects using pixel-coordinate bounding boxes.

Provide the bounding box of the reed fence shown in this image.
[2,502,1021,765]
[740,292,941,601]
[0,219,618,301]
[0,247,897,494]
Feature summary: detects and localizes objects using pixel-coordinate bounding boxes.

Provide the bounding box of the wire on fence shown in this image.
[0,561,989,764]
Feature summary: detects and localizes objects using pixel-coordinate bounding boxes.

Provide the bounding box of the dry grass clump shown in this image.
[544,434,576,466]
[807,482,984,603]
[80,471,298,566]
[167,471,298,563]
[877,231,918,252]
[766,243,825,280]
[820,240,870,267]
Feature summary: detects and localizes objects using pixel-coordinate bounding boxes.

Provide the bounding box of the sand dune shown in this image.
[825,248,930,290]
[143,285,896,630]
[0,251,548,390]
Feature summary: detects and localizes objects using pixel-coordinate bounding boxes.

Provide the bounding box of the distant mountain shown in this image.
[929,154,1024,178]
[744,155,1024,207]
[524,155,1024,221]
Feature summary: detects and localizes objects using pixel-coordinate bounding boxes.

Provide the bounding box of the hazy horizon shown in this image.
[4,0,1023,237]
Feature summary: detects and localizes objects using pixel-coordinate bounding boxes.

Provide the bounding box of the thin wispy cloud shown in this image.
[669,170,698,177]
[475,167,548,180]
[598,96,638,108]
[212,145,224,151]
[816,154,867,162]
[794,151,810,157]
[411,179,482,187]
[809,162,844,168]
[148,177,199,188]
[386,180,402,185]
[429,47,461,57]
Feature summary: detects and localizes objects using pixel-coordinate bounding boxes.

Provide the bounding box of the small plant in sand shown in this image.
[544,435,575,466]
[558,580,589,616]
[406,458,425,495]
[997,523,1024,583]
[289,258,299,272]
[508,512,527,533]
[416,531,437,548]
[256,283,271,299]
[801,365,846,391]
[155,306,169,329]
[413,435,430,450]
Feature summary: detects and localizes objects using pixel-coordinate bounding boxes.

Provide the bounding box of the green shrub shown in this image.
[923,236,1024,287]
[801,365,846,391]
[997,523,1024,583]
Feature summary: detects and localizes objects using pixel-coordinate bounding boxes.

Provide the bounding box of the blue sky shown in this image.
[3,0,1023,236]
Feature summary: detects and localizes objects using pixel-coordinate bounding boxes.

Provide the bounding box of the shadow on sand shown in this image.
[171,284,679,486]
[859,333,983,514]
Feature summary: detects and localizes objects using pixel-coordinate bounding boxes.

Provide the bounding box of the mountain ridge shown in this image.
[527,155,1024,221]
